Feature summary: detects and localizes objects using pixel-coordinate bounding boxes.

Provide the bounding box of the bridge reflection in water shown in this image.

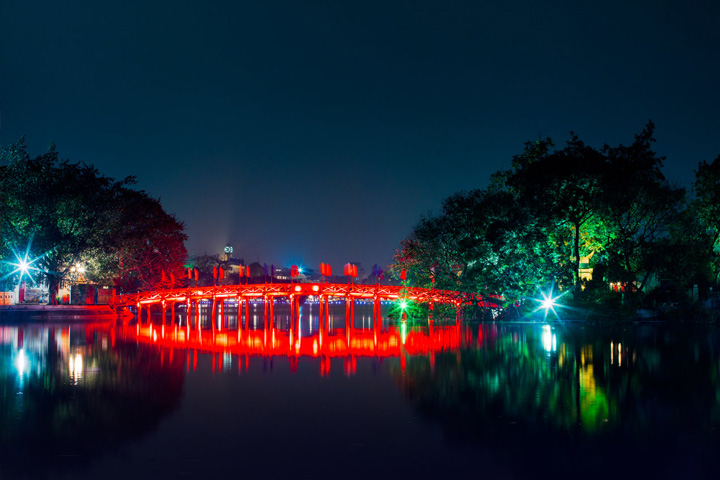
[119,304,462,375]
[109,282,477,375]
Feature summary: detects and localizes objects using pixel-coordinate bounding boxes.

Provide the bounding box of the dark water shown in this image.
[2,308,720,479]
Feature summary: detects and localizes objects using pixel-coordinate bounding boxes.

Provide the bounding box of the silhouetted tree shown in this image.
[0,138,187,298]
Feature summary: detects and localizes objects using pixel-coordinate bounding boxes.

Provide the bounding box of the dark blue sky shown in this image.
[2,0,718,270]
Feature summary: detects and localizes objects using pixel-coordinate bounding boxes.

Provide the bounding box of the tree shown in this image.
[0,139,187,299]
[501,135,606,291]
[89,188,187,291]
[692,154,720,284]
[599,122,686,292]
[392,122,699,312]
[392,187,568,304]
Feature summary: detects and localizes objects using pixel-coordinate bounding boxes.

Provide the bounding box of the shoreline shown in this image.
[0,304,131,322]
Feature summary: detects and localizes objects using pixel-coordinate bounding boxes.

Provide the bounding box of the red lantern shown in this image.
[213,266,217,279]
[194,269,199,282]
[400,269,407,281]
[321,263,330,276]
[352,265,357,278]
[188,268,192,279]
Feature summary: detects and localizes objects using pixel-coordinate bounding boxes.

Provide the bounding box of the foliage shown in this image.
[692,154,720,283]
[392,122,718,309]
[598,122,686,291]
[0,138,187,296]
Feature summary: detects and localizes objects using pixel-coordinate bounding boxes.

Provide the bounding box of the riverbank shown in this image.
[499,300,720,324]
[0,304,131,322]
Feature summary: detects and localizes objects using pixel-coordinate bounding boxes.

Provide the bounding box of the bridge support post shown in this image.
[373,296,381,331]
[244,298,250,331]
[211,296,217,334]
[346,297,354,346]
[318,295,324,332]
[323,296,329,331]
[171,302,176,326]
[196,300,202,333]
[350,299,355,328]
[186,299,191,328]
[235,295,241,331]
[345,298,351,329]
[263,295,269,331]
[294,295,300,334]
[219,299,224,331]
[289,294,295,340]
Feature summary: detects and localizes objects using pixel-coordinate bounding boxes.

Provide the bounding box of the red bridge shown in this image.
[109,282,492,327]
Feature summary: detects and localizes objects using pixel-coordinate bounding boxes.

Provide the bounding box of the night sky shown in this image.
[1,0,718,271]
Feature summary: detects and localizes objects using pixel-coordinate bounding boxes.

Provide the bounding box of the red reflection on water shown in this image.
[121,322,461,360]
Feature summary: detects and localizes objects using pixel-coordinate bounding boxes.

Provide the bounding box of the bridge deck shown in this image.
[109,282,481,309]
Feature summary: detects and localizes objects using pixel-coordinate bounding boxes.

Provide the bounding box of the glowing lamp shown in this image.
[534,286,564,320]
[294,285,301,292]
[312,285,319,292]
[541,297,555,311]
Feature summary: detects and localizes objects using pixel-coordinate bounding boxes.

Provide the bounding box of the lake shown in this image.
[2,305,719,479]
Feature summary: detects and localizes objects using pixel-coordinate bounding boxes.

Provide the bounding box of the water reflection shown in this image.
[0,322,184,478]
[2,318,720,478]
[392,323,720,478]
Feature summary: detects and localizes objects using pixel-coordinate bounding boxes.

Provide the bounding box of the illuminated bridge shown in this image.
[109,282,495,329]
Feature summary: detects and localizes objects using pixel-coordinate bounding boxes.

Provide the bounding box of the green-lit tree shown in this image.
[392,122,703,312]
[501,135,606,291]
[692,154,720,284]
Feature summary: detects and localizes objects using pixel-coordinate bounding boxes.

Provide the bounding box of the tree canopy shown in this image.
[392,122,716,313]
[1,138,187,299]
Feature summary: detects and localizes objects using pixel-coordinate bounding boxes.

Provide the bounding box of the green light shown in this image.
[399,300,408,311]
